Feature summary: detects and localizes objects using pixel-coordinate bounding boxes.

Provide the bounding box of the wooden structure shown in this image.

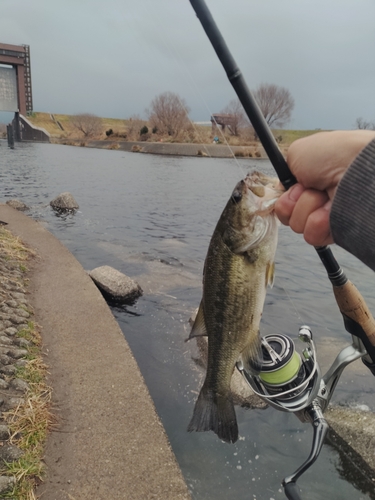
[211,114,236,135]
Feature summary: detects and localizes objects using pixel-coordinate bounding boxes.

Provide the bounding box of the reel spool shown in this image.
[259,334,307,400]
[239,326,320,412]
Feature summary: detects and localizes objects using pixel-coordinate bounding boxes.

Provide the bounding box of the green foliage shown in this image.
[140,125,149,135]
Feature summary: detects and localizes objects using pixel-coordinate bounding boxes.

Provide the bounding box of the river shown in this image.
[1,140,374,499]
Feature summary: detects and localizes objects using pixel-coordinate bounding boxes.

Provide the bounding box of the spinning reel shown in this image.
[238,326,369,500]
[242,328,319,413]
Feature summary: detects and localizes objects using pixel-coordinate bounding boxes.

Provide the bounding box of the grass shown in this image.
[27,112,129,140]
[0,228,53,499]
[27,112,326,147]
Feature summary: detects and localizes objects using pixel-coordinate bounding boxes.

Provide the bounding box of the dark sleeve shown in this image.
[330,139,375,271]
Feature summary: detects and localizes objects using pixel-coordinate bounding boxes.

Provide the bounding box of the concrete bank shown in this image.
[0,204,191,500]
[71,139,269,158]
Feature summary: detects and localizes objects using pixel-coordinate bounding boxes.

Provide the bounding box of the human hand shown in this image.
[275,130,375,246]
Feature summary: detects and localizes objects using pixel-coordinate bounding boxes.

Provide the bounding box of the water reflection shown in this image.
[0,140,374,499]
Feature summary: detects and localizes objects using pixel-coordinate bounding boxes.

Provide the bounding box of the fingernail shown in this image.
[288,184,304,202]
[323,200,332,211]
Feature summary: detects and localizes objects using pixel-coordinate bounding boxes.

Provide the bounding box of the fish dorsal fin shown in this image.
[187,303,208,341]
[266,261,275,288]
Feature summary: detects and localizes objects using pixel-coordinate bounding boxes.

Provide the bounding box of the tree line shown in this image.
[70,83,294,141]
[69,83,374,141]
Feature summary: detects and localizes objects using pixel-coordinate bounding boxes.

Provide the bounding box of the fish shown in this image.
[187,171,283,443]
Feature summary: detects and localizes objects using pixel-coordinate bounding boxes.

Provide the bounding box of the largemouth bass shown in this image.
[187,171,282,443]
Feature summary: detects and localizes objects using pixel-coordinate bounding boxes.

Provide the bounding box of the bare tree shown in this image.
[253,83,294,128]
[147,91,190,137]
[70,113,103,138]
[218,99,248,136]
[356,117,375,130]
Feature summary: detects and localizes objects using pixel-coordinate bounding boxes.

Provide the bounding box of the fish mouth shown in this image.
[244,172,283,201]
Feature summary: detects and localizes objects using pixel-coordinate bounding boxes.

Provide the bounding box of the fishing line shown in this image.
[134,1,248,178]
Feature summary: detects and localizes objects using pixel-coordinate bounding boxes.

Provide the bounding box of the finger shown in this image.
[275,184,305,225]
[289,189,329,235]
[303,201,334,246]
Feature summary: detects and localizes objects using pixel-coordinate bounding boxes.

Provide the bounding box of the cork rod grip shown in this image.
[333,280,375,346]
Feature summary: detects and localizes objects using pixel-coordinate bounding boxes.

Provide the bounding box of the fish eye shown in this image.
[231,191,242,204]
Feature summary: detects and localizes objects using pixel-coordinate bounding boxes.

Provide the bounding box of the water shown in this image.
[1,140,374,499]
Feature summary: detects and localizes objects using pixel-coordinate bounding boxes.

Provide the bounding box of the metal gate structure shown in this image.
[0,42,32,115]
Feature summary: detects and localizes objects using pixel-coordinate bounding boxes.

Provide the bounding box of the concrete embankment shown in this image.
[0,204,191,500]
[62,139,269,158]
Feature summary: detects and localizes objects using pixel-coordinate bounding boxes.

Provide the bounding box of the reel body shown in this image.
[239,326,320,415]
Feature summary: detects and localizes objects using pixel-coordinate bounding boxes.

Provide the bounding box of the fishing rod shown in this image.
[188,0,375,498]
[188,0,375,371]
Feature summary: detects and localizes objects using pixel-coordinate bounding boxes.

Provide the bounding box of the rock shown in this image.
[0,354,12,365]
[6,199,29,211]
[0,425,10,440]
[8,348,28,359]
[10,315,26,325]
[0,378,9,390]
[50,192,79,211]
[15,308,30,318]
[0,365,16,376]
[89,265,143,303]
[0,335,13,345]
[0,475,15,494]
[0,444,23,462]
[6,397,24,409]
[4,327,17,336]
[13,337,31,348]
[10,378,29,392]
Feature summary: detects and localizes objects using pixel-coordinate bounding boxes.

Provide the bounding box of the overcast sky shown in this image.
[0,0,374,129]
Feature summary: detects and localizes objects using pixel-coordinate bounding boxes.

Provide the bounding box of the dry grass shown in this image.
[0,228,53,499]
[0,228,36,263]
[27,112,326,147]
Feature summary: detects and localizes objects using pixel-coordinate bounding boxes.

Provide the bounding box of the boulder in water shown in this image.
[89,265,143,303]
[6,199,29,211]
[50,192,79,211]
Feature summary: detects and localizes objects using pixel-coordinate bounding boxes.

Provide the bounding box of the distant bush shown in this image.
[106,129,113,137]
[70,113,103,138]
[140,133,150,142]
[234,150,245,158]
[140,125,149,135]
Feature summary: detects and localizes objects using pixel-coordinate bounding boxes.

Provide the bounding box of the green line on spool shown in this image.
[259,352,301,385]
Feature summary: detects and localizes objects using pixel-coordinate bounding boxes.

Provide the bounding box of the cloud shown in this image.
[0,0,374,128]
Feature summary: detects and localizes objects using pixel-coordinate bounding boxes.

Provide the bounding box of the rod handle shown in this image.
[333,280,375,347]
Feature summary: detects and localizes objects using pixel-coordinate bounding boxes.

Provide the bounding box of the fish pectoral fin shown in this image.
[186,303,208,341]
[240,334,263,375]
[266,261,275,288]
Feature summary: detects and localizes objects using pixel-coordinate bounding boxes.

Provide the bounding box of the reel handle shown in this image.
[283,481,302,500]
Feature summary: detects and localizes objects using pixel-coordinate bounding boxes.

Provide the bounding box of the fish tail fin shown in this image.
[187,386,238,443]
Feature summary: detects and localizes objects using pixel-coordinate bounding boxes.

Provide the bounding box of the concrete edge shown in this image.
[0,204,191,500]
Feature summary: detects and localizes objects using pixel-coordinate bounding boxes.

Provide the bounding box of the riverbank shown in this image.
[0,204,191,500]
[72,139,270,158]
